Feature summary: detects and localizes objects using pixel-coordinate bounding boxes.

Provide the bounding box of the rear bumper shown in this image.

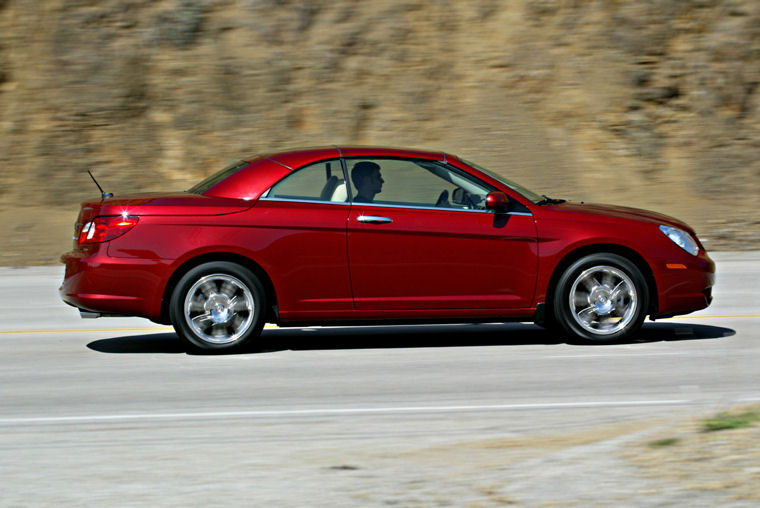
[60,248,169,322]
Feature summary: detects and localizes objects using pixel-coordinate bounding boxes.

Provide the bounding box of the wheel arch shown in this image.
[159,253,278,325]
[543,244,658,320]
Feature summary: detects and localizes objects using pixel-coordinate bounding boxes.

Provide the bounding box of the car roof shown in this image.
[246,146,447,169]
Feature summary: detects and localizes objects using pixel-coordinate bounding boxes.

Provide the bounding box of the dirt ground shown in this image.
[2,1,760,266]
[307,406,760,506]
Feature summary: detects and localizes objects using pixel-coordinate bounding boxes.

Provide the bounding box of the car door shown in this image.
[254,159,353,317]
[345,157,538,310]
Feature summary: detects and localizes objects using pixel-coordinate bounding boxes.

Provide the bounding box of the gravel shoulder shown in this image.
[306,407,760,507]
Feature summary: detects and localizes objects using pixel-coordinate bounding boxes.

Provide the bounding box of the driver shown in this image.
[351,161,384,203]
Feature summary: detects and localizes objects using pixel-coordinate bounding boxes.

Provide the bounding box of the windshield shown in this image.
[188,160,249,194]
[460,158,544,204]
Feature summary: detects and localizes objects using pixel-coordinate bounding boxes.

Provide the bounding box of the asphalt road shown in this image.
[0,252,758,506]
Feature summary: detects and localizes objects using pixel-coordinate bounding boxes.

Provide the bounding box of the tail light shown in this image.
[78,215,139,245]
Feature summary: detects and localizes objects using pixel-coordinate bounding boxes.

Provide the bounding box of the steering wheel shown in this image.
[435,190,450,207]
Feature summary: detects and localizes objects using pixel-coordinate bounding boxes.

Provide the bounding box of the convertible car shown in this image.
[60,146,714,351]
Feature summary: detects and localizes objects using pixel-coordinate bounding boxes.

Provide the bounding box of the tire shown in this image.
[553,253,648,343]
[170,262,267,353]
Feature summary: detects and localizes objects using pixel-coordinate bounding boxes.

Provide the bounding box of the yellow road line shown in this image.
[670,314,760,320]
[0,327,174,335]
[0,323,283,335]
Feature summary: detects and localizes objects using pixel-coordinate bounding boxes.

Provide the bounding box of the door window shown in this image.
[266,160,349,203]
[345,158,494,209]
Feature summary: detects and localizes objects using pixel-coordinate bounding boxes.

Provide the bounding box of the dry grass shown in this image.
[625,405,760,502]
[2,1,760,265]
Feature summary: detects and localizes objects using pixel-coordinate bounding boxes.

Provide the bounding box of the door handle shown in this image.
[357,215,392,224]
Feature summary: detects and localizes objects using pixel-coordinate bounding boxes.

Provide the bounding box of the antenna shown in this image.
[88,170,113,199]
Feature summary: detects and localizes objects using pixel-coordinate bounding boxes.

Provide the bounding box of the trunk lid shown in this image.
[72,192,251,245]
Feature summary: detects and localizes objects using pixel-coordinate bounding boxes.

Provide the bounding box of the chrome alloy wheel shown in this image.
[183,273,255,345]
[568,265,637,336]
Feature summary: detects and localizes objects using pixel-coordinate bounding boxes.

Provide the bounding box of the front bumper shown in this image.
[651,251,715,319]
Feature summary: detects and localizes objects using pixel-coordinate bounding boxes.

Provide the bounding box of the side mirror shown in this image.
[485,191,510,212]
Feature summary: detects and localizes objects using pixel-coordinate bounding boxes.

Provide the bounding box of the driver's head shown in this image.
[351,161,383,198]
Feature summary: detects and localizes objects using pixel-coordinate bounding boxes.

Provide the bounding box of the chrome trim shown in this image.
[348,201,489,213]
[357,215,392,224]
[258,197,533,216]
[442,152,447,164]
[265,157,293,171]
[349,201,534,216]
[259,197,351,206]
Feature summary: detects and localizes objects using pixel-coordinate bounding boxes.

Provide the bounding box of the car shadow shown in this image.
[87,333,186,354]
[86,321,735,355]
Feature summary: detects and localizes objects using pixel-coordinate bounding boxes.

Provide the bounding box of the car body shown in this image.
[60,146,714,351]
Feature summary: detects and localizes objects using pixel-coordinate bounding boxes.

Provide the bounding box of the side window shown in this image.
[346,158,494,209]
[267,160,349,203]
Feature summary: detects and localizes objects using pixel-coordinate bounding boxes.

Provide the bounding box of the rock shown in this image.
[635,86,681,104]
[151,0,205,48]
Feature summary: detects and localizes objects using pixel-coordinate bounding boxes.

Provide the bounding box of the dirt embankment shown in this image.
[1,0,759,265]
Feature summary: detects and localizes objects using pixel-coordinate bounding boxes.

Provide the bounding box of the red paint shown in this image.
[60,146,714,327]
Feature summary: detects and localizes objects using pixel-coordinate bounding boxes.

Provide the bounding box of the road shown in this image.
[0,252,758,506]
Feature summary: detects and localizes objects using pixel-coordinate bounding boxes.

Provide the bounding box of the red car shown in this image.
[60,146,714,352]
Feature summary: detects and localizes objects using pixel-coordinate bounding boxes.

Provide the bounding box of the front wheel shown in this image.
[170,262,267,353]
[553,253,649,343]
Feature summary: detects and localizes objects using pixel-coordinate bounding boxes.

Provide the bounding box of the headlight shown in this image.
[659,225,699,256]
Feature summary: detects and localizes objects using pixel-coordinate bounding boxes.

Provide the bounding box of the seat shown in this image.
[319,176,348,202]
[331,182,348,202]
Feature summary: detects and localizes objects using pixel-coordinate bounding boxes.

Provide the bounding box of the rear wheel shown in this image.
[170,262,266,352]
[553,253,648,343]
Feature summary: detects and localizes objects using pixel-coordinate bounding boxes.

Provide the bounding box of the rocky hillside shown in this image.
[1,0,758,264]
